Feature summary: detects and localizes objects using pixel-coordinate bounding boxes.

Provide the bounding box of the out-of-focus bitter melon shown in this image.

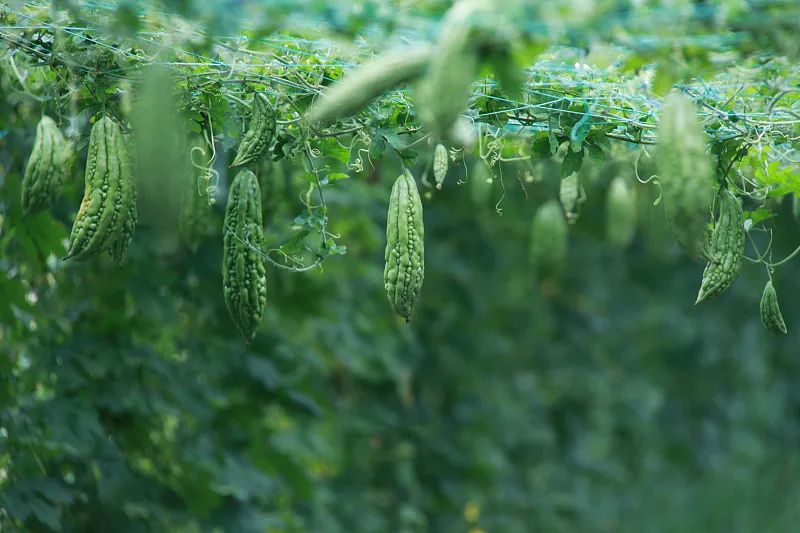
[384,169,425,321]
[416,0,497,141]
[470,162,494,206]
[657,92,715,257]
[66,115,137,262]
[179,140,213,252]
[231,93,276,168]
[559,173,584,224]
[21,115,72,214]
[307,46,432,125]
[530,200,568,280]
[223,169,267,342]
[606,176,637,247]
[695,189,744,304]
[760,280,787,335]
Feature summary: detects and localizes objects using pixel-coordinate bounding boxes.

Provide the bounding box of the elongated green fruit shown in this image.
[470,162,494,206]
[696,189,744,304]
[66,116,135,261]
[417,0,492,141]
[606,176,637,247]
[307,46,432,125]
[433,144,448,190]
[231,93,276,167]
[559,174,584,224]
[179,140,212,251]
[657,92,715,257]
[21,116,71,213]
[760,280,787,335]
[530,200,568,280]
[223,169,267,342]
[384,169,425,321]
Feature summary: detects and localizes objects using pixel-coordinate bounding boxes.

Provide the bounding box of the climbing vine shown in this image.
[1,0,800,334]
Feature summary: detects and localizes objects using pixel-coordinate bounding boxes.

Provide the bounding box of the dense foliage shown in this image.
[2,1,800,531]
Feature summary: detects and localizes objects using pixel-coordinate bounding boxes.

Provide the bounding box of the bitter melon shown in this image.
[530,200,568,280]
[657,91,715,257]
[231,93,276,168]
[433,144,448,190]
[223,169,267,342]
[66,115,136,262]
[695,189,744,304]
[760,280,787,335]
[606,176,637,247]
[384,169,425,321]
[307,45,432,124]
[21,115,71,213]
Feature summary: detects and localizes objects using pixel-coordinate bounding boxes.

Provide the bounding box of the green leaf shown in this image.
[561,148,584,178]
[747,207,775,225]
[531,133,554,160]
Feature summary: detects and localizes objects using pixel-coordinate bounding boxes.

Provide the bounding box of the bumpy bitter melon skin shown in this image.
[760,280,788,335]
[307,45,432,125]
[223,169,267,342]
[231,93,276,167]
[606,176,637,247]
[433,143,448,190]
[384,169,425,321]
[21,116,72,214]
[695,189,744,304]
[530,200,568,280]
[107,133,137,265]
[657,92,715,257]
[66,115,136,262]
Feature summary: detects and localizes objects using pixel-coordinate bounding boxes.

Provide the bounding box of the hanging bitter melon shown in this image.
[760,280,788,335]
[231,93,276,168]
[223,169,268,342]
[21,115,72,214]
[656,92,715,257]
[695,189,744,304]
[66,115,137,262]
[384,169,425,321]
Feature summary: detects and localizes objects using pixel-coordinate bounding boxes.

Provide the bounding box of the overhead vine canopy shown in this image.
[2,0,800,324]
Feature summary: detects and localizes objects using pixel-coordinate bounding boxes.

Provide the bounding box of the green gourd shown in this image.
[66,116,136,262]
[416,0,494,141]
[559,174,584,224]
[21,115,72,214]
[307,46,432,125]
[606,176,637,247]
[231,93,276,168]
[760,280,787,335]
[530,200,568,280]
[222,169,268,342]
[384,169,425,321]
[433,144,448,190]
[695,189,744,304]
[179,140,213,252]
[656,92,715,258]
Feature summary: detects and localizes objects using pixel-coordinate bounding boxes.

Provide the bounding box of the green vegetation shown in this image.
[2,1,800,531]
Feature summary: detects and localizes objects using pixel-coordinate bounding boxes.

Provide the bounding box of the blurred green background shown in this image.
[3,1,800,532]
[4,108,800,532]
